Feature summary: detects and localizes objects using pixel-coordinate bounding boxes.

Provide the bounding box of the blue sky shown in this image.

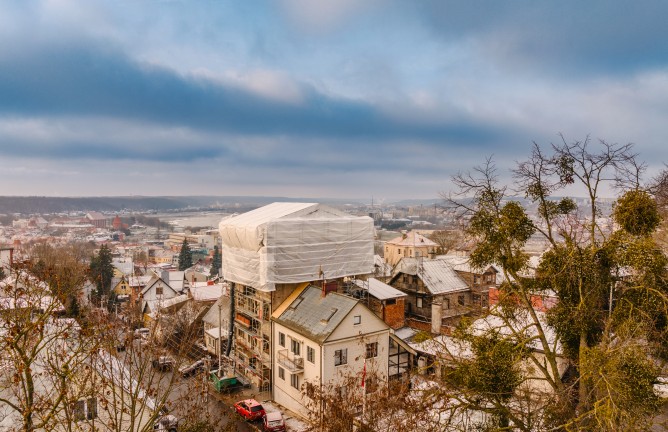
[1,0,667,200]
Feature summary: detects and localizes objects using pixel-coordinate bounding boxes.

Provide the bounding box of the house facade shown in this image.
[271,285,390,419]
[390,258,472,334]
[383,231,437,267]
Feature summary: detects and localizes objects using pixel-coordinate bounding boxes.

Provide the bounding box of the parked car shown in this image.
[152,356,175,371]
[233,399,266,422]
[178,359,205,378]
[115,334,128,352]
[263,411,286,431]
[153,414,179,432]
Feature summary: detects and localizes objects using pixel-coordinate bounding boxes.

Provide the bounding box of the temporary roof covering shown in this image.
[219,203,374,291]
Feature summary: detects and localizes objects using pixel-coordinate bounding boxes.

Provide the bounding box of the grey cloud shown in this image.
[0,41,509,149]
[414,0,668,76]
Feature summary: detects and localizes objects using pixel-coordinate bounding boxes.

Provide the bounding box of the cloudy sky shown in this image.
[1,1,667,200]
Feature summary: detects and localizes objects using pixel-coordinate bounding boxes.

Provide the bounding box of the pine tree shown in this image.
[178,239,193,271]
[209,245,221,278]
[89,244,114,301]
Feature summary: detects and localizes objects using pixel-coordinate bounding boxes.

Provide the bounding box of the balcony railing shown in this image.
[278,349,304,373]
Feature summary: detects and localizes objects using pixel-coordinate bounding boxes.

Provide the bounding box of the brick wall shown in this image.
[384,299,405,329]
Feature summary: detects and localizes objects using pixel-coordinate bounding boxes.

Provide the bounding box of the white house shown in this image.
[202,295,231,357]
[271,285,391,419]
[140,277,180,321]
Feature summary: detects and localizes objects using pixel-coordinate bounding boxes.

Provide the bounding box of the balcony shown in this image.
[278,349,304,373]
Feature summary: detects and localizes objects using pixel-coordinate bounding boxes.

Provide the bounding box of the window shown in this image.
[73,398,97,421]
[386,298,396,305]
[278,367,285,380]
[416,297,423,308]
[444,298,450,309]
[334,348,347,366]
[398,249,402,255]
[307,346,315,363]
[156,286,163,295]
[365,342,378,359]
[279,332,285,347]
[290,338,300,356]
[353,315,361,325]
[458,295,465,306]
[474,275,480,285]
[290,373,300,389]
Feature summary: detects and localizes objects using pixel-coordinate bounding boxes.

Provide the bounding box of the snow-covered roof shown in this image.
[144,294,189,314]
[353,277,406,300]
[190,283,224,302]
[112,258,134,275]
[202,295,231,326]
[387,231,437,247]
[438,254,499,274]
[407,334,473,359]
[470,307,563,354]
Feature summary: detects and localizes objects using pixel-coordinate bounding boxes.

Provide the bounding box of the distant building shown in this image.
[85,212,108,228]
[0,247,13,272]
[384,231,437,267]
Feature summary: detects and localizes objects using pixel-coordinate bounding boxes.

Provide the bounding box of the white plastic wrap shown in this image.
[219,203,374,291]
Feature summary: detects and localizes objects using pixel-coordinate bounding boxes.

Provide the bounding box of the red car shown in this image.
[263,411,286,431]
[233,399,266,422]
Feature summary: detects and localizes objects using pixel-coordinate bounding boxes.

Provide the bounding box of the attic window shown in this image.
[321,308,338,324]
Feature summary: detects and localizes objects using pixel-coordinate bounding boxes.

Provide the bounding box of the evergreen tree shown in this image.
[178,239,193,271]
[89,244,114,301]
[210,245,221,278]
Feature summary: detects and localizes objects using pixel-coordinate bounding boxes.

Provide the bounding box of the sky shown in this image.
[1,0,667,201]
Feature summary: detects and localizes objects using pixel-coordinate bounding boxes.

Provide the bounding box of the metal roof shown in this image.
[273,285,358,344]
[394,258,469,295]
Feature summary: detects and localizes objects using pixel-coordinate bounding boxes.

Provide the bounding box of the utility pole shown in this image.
[218,302,222,377]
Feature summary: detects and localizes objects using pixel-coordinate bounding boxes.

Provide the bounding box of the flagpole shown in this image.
[362,358,367,417]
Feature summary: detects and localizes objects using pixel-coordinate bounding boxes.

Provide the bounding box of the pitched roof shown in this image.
[394,258,469,295]
[438,254,499,274]
[387,231,437,247]
[190,283,225,302]
[273,285,359,344]
[86,212,106,220]
[202,295,231,326]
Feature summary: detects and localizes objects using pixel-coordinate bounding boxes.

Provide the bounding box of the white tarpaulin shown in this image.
[219,203,374,291]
